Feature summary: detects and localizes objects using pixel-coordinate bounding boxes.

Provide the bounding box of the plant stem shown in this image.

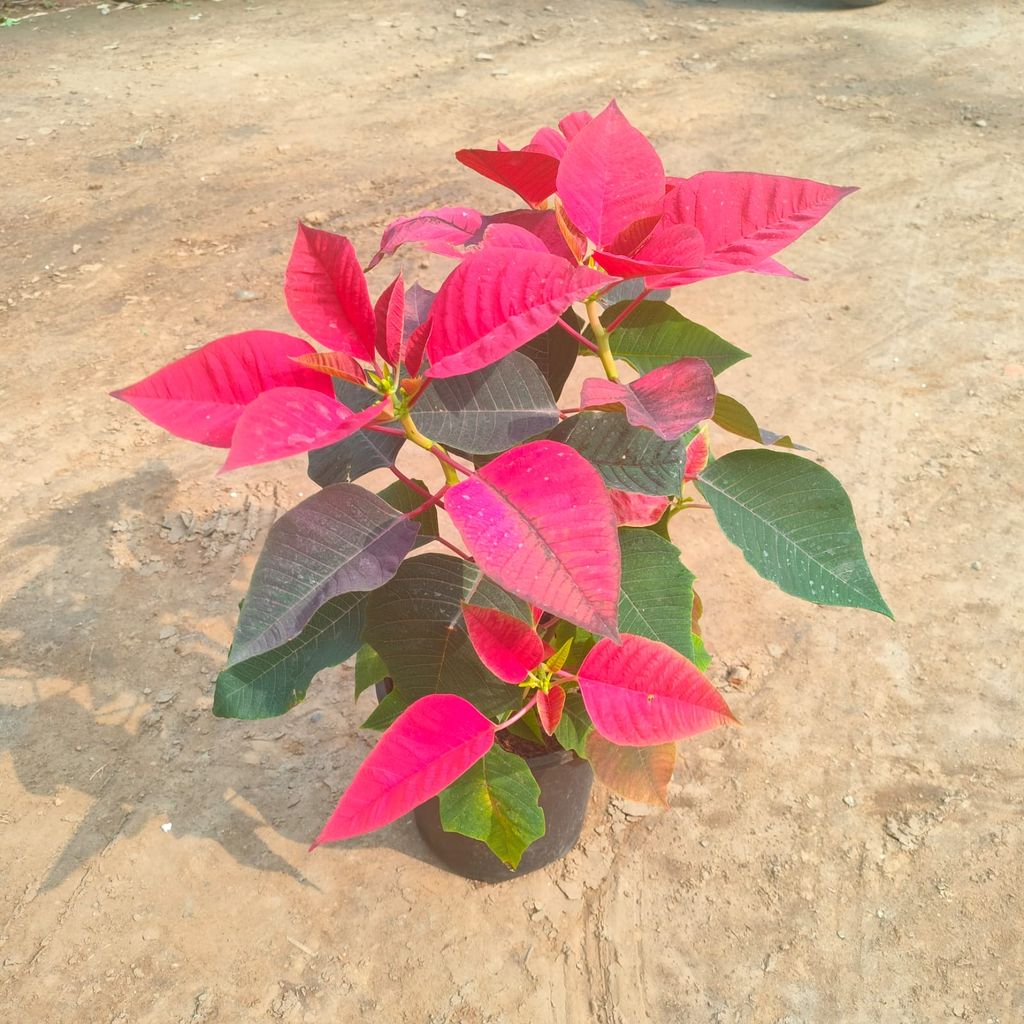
[399,412,462,486]
[434,535,472,560]
[387,465,433,499]
[406,485,449,521]
[586,299,619,381]
[557,317,600,354]
[368,424,406,437]
[495,693,539,732]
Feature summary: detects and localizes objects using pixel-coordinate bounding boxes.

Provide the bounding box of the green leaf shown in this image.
[228,484,418,665]
[618,528,696,661]
[377,477,438,547]
[598,300,750,376]
[438,746,545,870]
[519,308,584,400]
[412,351,559,455]
[549,621,596,673]
[361,688,411,731]
[553,691,592,759]
[363,553,529,717]
[713,393,802,448]
[214,593,365,720]
[549,411,687,496]
[354,643,387,698]
[307,378,404,486]
[697,449,891,616]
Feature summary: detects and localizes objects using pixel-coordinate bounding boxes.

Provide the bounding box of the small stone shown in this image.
[234,289,260,302]
[310,711,323,724]
[71,243,82,255]
[475,52,494,61]
[556,878,583,901]
[969,561,982,571]
[161,822,173,833]
[454,7,468,17]
[726,665,750,686]
[842,795,856,807]
[973,119,987,128]
[159,625,177,640]
[303,211,329,227]
[155,691,176,704]
[767,643,784,659]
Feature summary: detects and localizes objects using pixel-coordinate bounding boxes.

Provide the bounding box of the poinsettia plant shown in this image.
[113,100,890,871]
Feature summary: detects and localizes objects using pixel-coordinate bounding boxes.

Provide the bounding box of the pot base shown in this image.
[414,748,594,883]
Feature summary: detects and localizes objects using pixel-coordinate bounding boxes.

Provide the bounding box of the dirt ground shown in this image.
[2,0,1022,1021]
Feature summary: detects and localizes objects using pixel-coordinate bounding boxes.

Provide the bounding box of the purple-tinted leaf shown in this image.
[556,100,665,250]
[412,350,559,455]
[578,634,735,746]
[446,440,621,638]
[112,331,333,448]
[221,388,390,472]
[456,148,560,207]
[461,604,546,683]
[313,695,496,846]
[374,273,406,367]
[284,224,376,359]
[366,206,483,270]
[580,357,717,441]
[425,247,610,378]
[228,483,419,666]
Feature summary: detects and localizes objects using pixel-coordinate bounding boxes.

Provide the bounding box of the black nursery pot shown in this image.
[375,682,594,883]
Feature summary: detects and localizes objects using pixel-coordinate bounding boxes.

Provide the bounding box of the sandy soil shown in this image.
[2,1,1022,1021]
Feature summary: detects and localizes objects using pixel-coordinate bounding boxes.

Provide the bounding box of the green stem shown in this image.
[399,413,460,486]
[586,298,619,382]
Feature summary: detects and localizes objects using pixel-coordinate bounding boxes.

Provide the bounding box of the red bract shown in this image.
[536,685,566,736]
[425,246,610,378]
[313,695,496,846]
[556,100,666,254]
[111,330,333,447]
[455,147,560,208]
[580,357,717,441]
[374,273,406,367]
[578,635,736,746]
[462,604,547,684]
[284,224,376,360]
[609,491,671,528]
[220,388,390,473]
[445,441,621,638]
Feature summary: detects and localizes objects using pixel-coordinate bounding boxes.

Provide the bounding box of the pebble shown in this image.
[475,53,494,61]
[969,561,981,571]
[234,289,260,302]
[71,243,82,255]
[454,7,467,17]
[726,664,750,685]
[767,643,784,658]
[155,691,176,704]
[973,119,987,128]
[161,822,173,833]
[842,795,857,807]
[302,210,329,226]
[159,625,177,640]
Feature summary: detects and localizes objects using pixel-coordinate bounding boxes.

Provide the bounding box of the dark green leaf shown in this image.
[413,351,559,454]
[519,308,584,400]
[553,691,592,759]
[354,643,387,698]
[361,688,411,731]
[549,411,687,496]
[698,449,891,616]
[363,553,529,717]
[438,745,545,870]
[713,393,802,449]
[228,484,419,666]
[378,477,438,548]
[598,300,749,376]
[618,528,695,661]
[214,592,365,720]
[307,378,404,486]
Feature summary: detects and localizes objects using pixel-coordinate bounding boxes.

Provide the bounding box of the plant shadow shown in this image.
[0,465,446,893]
[666,0,888,11]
